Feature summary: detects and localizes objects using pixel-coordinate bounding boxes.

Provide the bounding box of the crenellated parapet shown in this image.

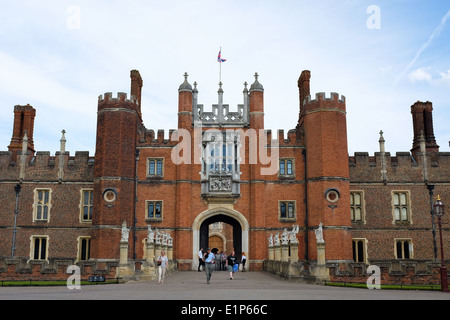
[303,92,346,113]
[140,129,179,146]
[260,129,301,147]
[349,151,450,183]
[97,92,141,118]
[0,150,94,182]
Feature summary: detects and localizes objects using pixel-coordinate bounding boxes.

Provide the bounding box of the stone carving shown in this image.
[268,234,274,247]
[209,176,232,192]
[281,228,289,245]
[121,221,130,243]
[193,81,249,127]
[147,225,155,243]
[155,228,162,244]
[289,225,299,244]
[315,222,325,244]
[162,232,168,246]
[274,233,280,246]
[168,234,173,247]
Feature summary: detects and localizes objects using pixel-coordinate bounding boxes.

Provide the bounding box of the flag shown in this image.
[217,49,226,63]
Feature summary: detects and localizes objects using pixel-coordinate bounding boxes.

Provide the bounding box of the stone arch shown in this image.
[192,207,249,270]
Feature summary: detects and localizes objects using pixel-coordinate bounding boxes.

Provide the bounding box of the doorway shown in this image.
[209,235,224,253]
[192,208,249,271]
[200,214,242,259]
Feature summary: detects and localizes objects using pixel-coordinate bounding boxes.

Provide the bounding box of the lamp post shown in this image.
[11,184,21,258]
[434,195,449,292]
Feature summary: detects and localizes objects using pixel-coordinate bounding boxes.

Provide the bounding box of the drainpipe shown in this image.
[302,149,309,261]
[427,184,437,261]
[133,149,140,260]
[11,184,21,258]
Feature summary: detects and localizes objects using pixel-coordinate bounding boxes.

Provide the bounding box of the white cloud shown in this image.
[438,69,450,84]
[408,67,450,87]
[408,67,432,83]
[394,9,450,86]
[0,1,449,155]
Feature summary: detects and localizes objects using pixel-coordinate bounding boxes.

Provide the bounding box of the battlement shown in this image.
[98,92,139,105]
[304,92,346,106]
[0,150,94,182]
[141,129,178,145]
[139,128,301,147]
[264,129,300,146]
[349,151,450,183]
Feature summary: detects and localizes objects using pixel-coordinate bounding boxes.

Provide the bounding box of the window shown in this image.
[352,239,366,263]
[81,189,93,222]
[202,131,240,177]
[31,236,48,260]
[350,191,364,222]
[147,158,164,177]
[146,201,163,220]
[279,159,294,177]
[78,237,91,261]
[33,189,51,221]
[393,191,410,222]
[279,201,296,220]
[395,239,413,259]
[206,140,235,173]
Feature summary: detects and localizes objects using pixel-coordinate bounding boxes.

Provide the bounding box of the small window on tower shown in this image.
[279,201,296,221]
[147,158,164,178]
[146,200,163,221]
[279,158,295,178]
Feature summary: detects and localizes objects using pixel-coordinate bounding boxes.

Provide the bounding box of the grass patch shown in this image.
[325,281,447,291]
[0,279,119,287]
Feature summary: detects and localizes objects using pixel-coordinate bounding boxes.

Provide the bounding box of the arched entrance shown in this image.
[192,207,249,271]
[200,214,242,258]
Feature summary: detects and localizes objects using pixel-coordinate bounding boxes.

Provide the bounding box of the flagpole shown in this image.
[219,47,222,83]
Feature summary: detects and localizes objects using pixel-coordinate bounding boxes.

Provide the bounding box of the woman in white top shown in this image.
[241,252,247,272]
[157,250,169,284]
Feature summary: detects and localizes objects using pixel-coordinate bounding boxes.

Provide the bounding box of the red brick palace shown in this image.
[0,69,448,283]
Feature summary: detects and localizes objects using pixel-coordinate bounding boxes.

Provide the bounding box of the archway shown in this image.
[200,214,242,259]
[192,207,249,271]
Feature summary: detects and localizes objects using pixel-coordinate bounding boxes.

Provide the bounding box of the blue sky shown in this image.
[0,0,449,155]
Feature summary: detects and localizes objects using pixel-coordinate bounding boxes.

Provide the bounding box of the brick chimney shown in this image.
[130,69,143,116]
[8,104,36,157]
[411,101,439,158]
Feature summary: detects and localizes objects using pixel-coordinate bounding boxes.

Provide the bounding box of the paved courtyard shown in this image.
[1,270,449,301]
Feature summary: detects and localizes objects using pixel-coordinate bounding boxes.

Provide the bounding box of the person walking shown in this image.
[198,248,205,272]
[156,250,169,284]
[215,251,222,271]
[221,251,227,271]
[226,250,237,280]
[241,252,247,272]
[203,248,215,284]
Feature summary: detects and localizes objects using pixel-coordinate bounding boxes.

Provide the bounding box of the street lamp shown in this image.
[434,195,449,293]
